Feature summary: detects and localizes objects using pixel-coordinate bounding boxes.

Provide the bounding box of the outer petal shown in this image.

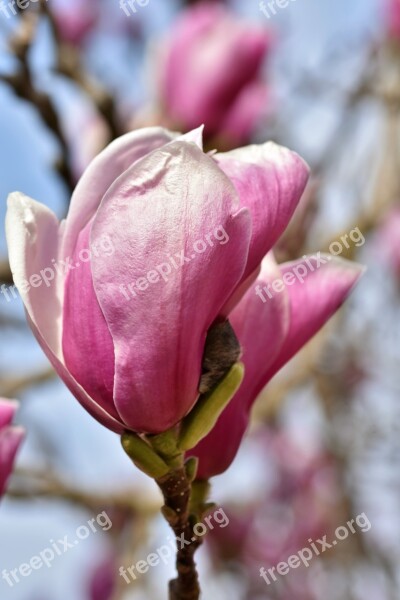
[61,127,203,258]
[90,140,252,433]
[6,193,64,357]
[28,314,124,433]
[62,220,118,420]
[192,254,365,479]
[192,254,289,478]
[216,143,310,285]
[6,193,125,433]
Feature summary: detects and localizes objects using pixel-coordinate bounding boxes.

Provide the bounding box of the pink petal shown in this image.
[265,255,365,379]
[221,265,261,319]
[62,127,202,259]
[192,254,290,478]
[216,143,310,286]
[0,399,18,429]
[0,426,24,497]
[6,192,63,357]
[28,314,124,433]
[90,140,251,433]
[62,219,118,420]
[192,254,364,479]
[6,193,125,433]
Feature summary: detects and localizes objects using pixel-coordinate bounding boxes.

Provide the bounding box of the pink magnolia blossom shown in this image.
[62,107,110,182]
[53,4,98,46]
[191,252,364,479]
[0,399,24,497]
[6,126,310,435]
[387,0,400,39]
[208,430,337,598]
[374,207,400,276]
[158,3,272,147]
[87,554,116,600]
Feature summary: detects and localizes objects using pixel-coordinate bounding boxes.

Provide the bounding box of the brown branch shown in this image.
[40,2,123,142]
[1,8,75,193]
[0,367,55,397]
[157,468,202,600]
[9,468,159,515]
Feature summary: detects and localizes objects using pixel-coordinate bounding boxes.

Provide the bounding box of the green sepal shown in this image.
[184,456,199,482]
[178,362,244,451]
[148,428,182,468]
[121,432,170,479]
[190,479,211,518]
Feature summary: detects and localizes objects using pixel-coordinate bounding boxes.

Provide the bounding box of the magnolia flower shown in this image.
[191,253,364,479]
[207,430,337,572]
[0,399,24,497]
[53,3,98,47]
[87,554,116,600]
[62,106,110,181]
[374,207,400,276]
[157,3,272,147]
[7,126,311,435]
[387,0,400,39]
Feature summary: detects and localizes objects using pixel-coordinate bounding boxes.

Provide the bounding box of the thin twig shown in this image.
[9,468,159,515]
[40,1,122,142]
[0,367,55,397]
[0,8,75,193]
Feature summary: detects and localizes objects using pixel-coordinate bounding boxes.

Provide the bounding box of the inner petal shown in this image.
[62,219,119,421]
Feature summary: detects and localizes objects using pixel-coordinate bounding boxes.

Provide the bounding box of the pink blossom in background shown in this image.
[158,2,272,147]
[207,430,337,598]
[191,252,364,479]
[62,107,110,182]
[53,3,98,46]
[387,0,400,38]
[87,554,116,600]
[274,179,318,262]
[6,126,309,436]
[374,207,400,276]
[0,399,24,497]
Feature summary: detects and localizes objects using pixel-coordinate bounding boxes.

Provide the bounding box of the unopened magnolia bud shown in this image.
[178,362,244,451]
[121,432,170,479]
